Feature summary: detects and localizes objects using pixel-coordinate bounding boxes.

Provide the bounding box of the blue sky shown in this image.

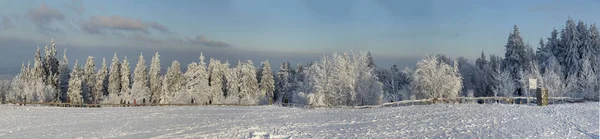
[0,0,599,74]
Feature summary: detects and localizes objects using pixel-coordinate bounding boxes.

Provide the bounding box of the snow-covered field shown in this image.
[0,103,598,138]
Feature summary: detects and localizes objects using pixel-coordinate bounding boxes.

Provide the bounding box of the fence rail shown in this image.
[0,96,588,108]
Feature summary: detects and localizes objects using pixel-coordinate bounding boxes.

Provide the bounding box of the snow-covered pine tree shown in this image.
[561,18,580,82]
[68,60,83,104]
[160,60,184,104]
[495,69,516,97]
[461,57,485,97]
[589,24,600,74]
[120,57,132,103]
[149,52,161,103]
[305,56,331,107]
[240,60,259,105]
[131,53,150,104]
[195,53,210,104]
[107,53,121,103]
[183,62,198,104]
[208,58,225,104]
[259,60,275,105]
[58,49,70,102]
[366,51,376,69]
[353,51,383,105]
[376,65,407,102]
[44,39,60,102]
[83,56,96,104]
[224,60,242,104]
[579,59,597,99]
[95,58,109,102]
[275,61,292,104]
[8,63,27,102]
[503,25,528,96]
[542,56,566,97]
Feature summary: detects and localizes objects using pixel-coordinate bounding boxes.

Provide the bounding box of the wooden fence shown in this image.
[0,96,588,108]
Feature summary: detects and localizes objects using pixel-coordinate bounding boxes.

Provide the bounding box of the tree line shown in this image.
[0,17,598,107]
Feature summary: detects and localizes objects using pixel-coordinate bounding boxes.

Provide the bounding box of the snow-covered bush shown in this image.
[301,51,383,107]
[410,54,462,99]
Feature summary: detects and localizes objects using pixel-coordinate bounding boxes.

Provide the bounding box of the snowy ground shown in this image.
[0,103,598,138]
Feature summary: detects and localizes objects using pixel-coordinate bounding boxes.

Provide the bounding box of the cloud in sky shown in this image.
[170,35,232,47]
[81,15,164,34]
[27,4,65,32]
[66,0,86,15]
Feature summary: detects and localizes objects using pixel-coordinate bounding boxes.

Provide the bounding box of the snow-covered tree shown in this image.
[95,58,109,102]
[494,70,516,97]
[503,25,528,95]
[376,65,409,102]
[107,53,121,102]
[149,52,162,104]
[259,60,275,105]
[542,56,566,97]
[224,61,242,104]
[352,51,383,105]
[208,58,226,104]
[83,56,96,104]
[411,54,462,99]
[160,60,185,104]
[120,57,132,103]
[239,60,259,105]
[58,49,70,102]
[579,59,597,99]
[184,53,211,104]
[275,61,293,104]
[131,53,150,104]
[68,60,84,104]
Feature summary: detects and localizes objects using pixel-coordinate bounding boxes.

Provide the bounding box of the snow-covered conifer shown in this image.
[95,58,109,101]
[149,52,161,103]
[108,53,121,101]
[259,60,275,105]
[208,58,225,104]
[160,60,184,104]
[275,61,292,103]
[131,53,150,104]
[224,61,241,104]
[239,60,259,105]
[120,57,131,103]
[495,70,516,97]
[68,60,83,104]
[58,49,70,102]
[83,56,96,103]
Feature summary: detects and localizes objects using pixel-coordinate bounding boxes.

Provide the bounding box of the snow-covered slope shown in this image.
[0,103,598,138]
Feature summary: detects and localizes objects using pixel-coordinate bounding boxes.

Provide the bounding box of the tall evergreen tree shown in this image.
[589,24,600,73]
[120,57,131,103]
[131,53,150,104]
[149,52,162,103]
[503,25,528,96]
[240,60,259,105]
[161,60,184,104]
[95,58,109,100]
[83,56,96,104]
[107,53,122,102]
[275,61,292,103]
[224,61,242,104]
[259,60,275,104]
[561,18,580,80]
[208,58,225,104]
[67,60,83,104]
[58,49,70,102]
